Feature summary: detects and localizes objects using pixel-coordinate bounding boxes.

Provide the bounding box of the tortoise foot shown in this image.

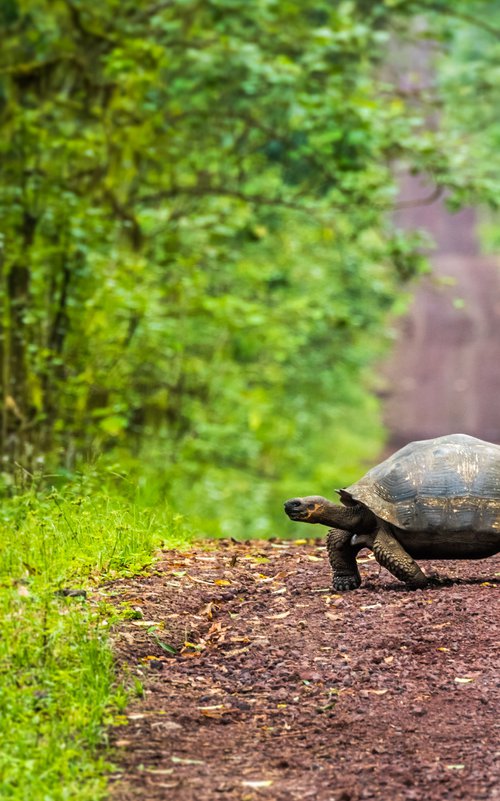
[333,574,361,592]
[407,572,428,589]
[425,573,454,588]
[326,528,362,591]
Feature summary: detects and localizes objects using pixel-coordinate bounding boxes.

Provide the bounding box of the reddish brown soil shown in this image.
[109,541,499,801]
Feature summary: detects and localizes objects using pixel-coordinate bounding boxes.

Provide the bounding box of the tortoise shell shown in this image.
[342,434,500,533]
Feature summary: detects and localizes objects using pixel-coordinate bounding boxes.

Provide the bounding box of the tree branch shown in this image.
[0,54,83,78]
[139,184,311,213]
[64,0,117,45]
[394,183,444,210]
[432,5,500,39]
[133,0,175,21]
[141,179,449,218]
[104,190,143,249]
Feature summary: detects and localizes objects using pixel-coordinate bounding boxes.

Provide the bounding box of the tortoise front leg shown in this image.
[372,525,427,588]
[326,528,362,591]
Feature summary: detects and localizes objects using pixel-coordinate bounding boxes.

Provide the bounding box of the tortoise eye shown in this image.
[307,503,316,510]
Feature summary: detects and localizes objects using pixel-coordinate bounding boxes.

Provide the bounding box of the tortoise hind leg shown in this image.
[326,528,362,591]
[372,525,427,588]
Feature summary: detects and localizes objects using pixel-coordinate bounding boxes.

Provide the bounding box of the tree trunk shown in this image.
[2,211,37,464]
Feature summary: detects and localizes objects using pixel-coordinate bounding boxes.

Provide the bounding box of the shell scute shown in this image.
[344,434,500,533]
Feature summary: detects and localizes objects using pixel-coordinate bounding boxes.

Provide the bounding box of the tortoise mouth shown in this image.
[287,510,308,521]
[284,499,309,521]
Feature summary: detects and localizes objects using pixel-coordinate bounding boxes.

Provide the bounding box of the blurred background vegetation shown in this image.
[1,0,499,537]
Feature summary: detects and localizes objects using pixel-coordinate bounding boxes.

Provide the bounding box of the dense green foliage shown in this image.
[1,1,499,537]
[436,4,500,246]
[0,476,189,799]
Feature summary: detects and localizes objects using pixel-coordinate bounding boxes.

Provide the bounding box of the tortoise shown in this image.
[284,433,500,591]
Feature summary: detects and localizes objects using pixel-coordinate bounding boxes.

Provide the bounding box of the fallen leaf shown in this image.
[207,621,224,637]
[119,597,145,605]
[360,604,382,611]
[150,634,177,655]
[183,640,202,649]
[131,620,161,627]
[242,780,273,789]
[200,601,218,619]
[384,656,394,664]
[265,611,290,620]
[145,768,174,775]
[171,756,205,765]
[214,579,231,586]
[366,689,388,695]
[180,649,202,659]
[317,701,337,712]
[224,646,251,658]
[437,647,450,652]
[253,572,286,583]
[198,704,236,718]
[446,765,465,771]
[325,612,343,621]
[454,677,475,684]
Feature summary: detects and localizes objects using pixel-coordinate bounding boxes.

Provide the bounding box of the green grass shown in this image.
[0,475,191,800]
[0,415,385,799]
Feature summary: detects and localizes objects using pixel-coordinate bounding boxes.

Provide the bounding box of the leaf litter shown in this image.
[109,540,499,801]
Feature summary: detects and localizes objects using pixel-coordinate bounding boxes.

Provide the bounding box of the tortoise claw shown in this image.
[332,574,361,592]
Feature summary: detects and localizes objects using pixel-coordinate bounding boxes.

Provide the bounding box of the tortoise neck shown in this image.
[317,500,371,532]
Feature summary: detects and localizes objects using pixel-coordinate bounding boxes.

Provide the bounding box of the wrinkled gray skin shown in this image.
[284,435,500,591]
[284,495,429,590]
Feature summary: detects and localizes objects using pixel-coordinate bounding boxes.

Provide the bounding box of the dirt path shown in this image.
[109,540,499,801]
[385,171,500,445]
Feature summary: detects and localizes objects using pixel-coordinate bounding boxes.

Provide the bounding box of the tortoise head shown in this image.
[284,496,329,523]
